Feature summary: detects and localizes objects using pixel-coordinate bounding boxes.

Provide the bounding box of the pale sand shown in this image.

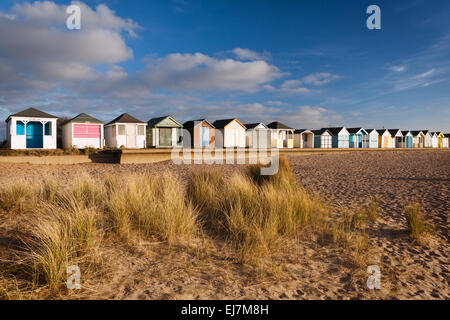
[0,150,448,299]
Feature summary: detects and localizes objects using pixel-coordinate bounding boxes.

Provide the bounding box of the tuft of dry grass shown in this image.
[405,203,432,244]
[188,157,330,266]
[106,172,198,243]
[0,179,38,215]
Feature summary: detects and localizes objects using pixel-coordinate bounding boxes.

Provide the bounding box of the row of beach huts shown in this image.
[4,107,450,150]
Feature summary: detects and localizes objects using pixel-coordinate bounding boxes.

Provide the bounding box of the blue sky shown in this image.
[0,0,449,134]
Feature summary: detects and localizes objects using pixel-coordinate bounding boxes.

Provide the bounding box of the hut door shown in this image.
[127,125,137,147]
[200,127,209,147]
[26,122,43,148]
[159,128,172,147]
[383,136,389,148]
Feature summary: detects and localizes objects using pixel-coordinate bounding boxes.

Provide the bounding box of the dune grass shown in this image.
[405,203,432,245]
[187,157,330,265]
[0,157,378,298]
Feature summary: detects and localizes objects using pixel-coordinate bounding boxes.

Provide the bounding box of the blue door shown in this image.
[358,134,363,148]
[26,122,43,148]
[200,127,209,147]
[406,136,413,148]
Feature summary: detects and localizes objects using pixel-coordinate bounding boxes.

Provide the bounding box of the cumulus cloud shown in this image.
[232,48,271,61]
[139,53,283,92]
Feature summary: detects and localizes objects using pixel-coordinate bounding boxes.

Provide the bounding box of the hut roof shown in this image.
[183,119,215,128]
[212,118,246,129]
[6,107,57,122]
[147,115,182,128]
[294,129,312,134]
[267,121,293,130]
[322,127,347,136]
[244,123,267,130]
[106,113,145,126]
[66,113,103,124]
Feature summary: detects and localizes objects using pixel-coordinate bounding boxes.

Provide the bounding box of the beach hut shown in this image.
[376,129,391,148]
[443,134,450,148]
[212,118,246,148]
[267,121,295,148]
[365,129,379,148]
[146,116,183,148]
[244,123,271,149]
[62,113,104,149]
[293,129,314,148]
[347,128,368,148]
[431,132,439,148]
[5,107,58,150]
[410,131,425,148]
[387,129,403,148]
[422,130,432,148]
[401,131,413,148]
[322,127,350,148]
[104,113,147,149]
[183,119,215,148]
[312,129,332,148]
[436,132,444,148]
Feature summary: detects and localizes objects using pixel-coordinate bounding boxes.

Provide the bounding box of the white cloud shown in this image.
[139,53,283,92]
[232,48,271,61]
[414,68,435,79]
[388,65,407,72]
[301,72,341,86]
[279,80,313,94]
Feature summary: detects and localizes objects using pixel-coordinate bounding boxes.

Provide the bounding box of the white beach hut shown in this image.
[267,121,295,148]
[312,129,332,148]
[244,123,271,149]
[293,129,314,148]
[212,118,246,148]
[104,113,147,149]
[431,132,438,148]
[62,113,104,149]
[365,129,379,148]
[423,130,432,148]
[5,107,57,150]
[387,129,403,148]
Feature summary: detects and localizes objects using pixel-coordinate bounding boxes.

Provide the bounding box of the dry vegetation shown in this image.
[0,155,442,299]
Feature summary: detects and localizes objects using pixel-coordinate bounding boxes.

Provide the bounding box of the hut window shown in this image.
[16,121,25,135]
[138,126,145,136]
[118,125,126,135]
[45,122,51,135]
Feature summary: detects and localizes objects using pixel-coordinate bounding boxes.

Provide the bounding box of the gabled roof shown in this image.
[183,119,215,128]
[212,118,246,129]
[147,115,182,128]
[6,107,58,122]
[106,113,145,126]
[244,123,268,130]
[66,113,103,124]
[365,129,379,134]
[312,128,331,135]
[347,127,368,134]
[410,130,424,136]
[444,134,450,138]
[322,127,347,136]
[387,129,402,136]
[294,129,313,134]
[401,130,411,136]
[421,130,430,135]
[376,129,389,135]
[267,121,293,130]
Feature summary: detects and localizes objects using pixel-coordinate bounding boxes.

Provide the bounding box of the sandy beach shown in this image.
[0,150,448,299]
